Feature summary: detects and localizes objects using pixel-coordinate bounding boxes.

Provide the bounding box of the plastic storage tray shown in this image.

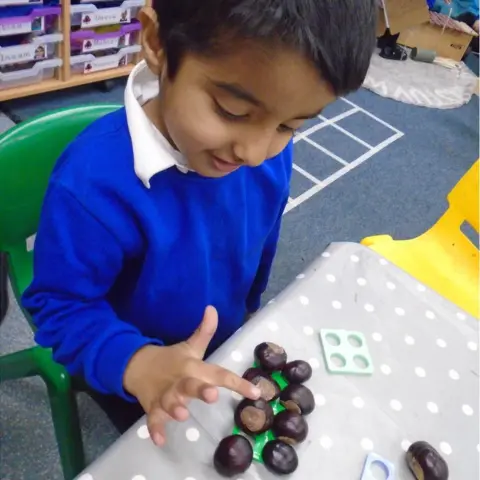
[0,0,43,5]
[0,6,60,37]
[0,33,61,67]
[0,56,61,89]
[70,43,139,74]
[70,0,144,28]
[70,22,140,54]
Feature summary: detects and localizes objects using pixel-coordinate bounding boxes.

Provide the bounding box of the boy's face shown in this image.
[141,9,336,178]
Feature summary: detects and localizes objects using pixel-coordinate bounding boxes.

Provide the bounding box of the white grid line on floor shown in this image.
[285,97,404,214]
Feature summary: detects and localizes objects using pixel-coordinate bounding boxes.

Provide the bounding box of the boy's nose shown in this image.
[233,131,273,168]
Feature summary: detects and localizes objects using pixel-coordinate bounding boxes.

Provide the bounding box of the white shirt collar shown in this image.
[124,60,190,188]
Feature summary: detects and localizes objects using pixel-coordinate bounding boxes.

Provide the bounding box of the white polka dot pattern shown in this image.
[390,400,402,411]
[303,326,314,335]
[395,307,405,316]
[309,358,320,370]
[427,402,439,414]
[357,277,367,286]
[326,274,336,282]
[231,351,243,362]
[467,342,478,351]
[268,321,279,331]
[137,425,149,440]
[436,339,447,348]
[404,335,415,346]
[360,438,374,451]
[299,295,309,306]
[364,303,375,313]
[386,281,396,290]
[439,442,452,455]
[352,397,365,409]
[449,369,460,380]
[462,405,474,416]
[332,300,342,309]
[372,332,383,342]
[319,436,333,450]
[414,367,426,378]
[380,364,392,375]
[401,439,412,452]
[186,428,200,442]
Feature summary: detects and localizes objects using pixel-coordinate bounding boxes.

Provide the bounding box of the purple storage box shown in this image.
[70,21,140,54]
[0,7,60,37]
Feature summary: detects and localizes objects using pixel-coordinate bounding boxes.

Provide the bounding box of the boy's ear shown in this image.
[138,7,165,76]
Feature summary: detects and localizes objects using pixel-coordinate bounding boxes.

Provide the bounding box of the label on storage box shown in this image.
[0,0,42,4]
[0,17,44,36]
[0,43,47,66]
[83,53,128,74]
[82,34,130,53]
[81,9,131,28]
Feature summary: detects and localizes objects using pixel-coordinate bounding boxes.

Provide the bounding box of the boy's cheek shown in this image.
[165,105,230,157]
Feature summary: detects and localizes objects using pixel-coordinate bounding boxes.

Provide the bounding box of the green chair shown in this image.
[0,104,121,480]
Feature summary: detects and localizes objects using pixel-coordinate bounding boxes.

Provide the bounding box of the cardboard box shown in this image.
[398,12,478,61]
[376,0,430,36]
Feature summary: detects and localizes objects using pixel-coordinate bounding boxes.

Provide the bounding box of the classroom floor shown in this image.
[0,56,479,479]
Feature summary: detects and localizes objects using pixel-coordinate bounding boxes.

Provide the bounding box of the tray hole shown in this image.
[370,460,389,480]
[353,355,369,369]
[325,333,341,346]
[348,334,363,348]
[330,354,346,368]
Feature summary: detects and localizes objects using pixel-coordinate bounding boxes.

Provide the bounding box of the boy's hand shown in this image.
[123,306,260,446]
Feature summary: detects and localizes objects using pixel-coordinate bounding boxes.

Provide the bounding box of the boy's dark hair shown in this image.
[153,0,377,96]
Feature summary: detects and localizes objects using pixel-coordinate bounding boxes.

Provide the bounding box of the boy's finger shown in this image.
[159,387,190,421]
[186,305,218,357]
[176,376,219,403]
[201,363,261,400]
[147,405,172,447]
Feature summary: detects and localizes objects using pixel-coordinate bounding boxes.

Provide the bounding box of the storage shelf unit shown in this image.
[0,0,147,102]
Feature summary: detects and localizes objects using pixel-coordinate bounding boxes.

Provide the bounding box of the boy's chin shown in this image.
[191,158,241,178]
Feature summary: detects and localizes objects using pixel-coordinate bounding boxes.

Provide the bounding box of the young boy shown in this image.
[22,0,376,446]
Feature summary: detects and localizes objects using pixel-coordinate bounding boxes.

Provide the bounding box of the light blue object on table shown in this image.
[360,452,396,480]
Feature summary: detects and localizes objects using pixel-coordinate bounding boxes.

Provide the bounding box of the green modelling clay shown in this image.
[232,366,288,463]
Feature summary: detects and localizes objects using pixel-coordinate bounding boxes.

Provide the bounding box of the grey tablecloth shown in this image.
[77,242,479,480]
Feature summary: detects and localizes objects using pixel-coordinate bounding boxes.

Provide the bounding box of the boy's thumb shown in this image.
[186,305,219,357]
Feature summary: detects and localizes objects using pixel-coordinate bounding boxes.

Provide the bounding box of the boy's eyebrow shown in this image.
[213,81,263,107]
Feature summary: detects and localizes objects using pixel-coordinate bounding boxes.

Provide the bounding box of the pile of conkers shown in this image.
[214,342,315,477]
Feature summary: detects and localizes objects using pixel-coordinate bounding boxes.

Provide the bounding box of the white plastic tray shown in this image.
[0,33,62,67]
[70,44,140,74]
[0,57,61,89]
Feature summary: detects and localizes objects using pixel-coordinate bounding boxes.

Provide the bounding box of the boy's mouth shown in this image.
[211,156,241,174]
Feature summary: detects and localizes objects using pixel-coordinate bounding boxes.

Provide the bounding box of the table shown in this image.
[77,242,479,480]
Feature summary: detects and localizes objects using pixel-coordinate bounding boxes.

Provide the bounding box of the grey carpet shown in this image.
[0,66,479,479]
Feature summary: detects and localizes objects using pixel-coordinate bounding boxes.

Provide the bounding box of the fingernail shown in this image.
[251,386,262,398]
[153,433,164,446]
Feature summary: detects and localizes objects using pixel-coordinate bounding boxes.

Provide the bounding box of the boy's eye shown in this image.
[277,124,297,135]
[214,100,249,121]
